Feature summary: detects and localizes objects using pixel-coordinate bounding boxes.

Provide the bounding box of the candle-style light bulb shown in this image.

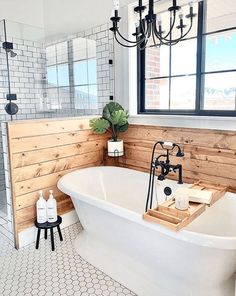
[189,1,194,16]
[114,0,119,10]
[135,21,140,28]
[156,13,161,23]
[178,8,183,19]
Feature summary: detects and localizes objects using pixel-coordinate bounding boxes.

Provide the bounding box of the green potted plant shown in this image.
[89,102,129,157]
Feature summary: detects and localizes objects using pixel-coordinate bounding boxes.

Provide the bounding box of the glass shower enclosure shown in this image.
[0,19,114,241]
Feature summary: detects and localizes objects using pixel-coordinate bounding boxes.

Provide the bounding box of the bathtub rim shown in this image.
[57,166,236,250]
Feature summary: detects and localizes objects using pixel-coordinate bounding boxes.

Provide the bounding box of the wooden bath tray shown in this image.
[189,181,227,206]
[143,199,206,231]
[143,180,227,231]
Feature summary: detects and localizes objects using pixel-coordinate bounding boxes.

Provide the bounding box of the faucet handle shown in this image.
[158,174,165,181]
[176,150,184,157]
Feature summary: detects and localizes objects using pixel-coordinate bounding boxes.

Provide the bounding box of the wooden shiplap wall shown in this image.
[6,118,108,248]
[6,119,236,248]
[121,124,236,192]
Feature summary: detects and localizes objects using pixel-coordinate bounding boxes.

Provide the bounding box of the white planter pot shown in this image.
[107,140,124,157]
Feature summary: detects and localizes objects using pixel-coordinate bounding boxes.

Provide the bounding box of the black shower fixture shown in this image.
[145,141,185,211]
[6,94,17,100]
[5,102,18,115]
[2,41,13,50]
[2,41,17,58]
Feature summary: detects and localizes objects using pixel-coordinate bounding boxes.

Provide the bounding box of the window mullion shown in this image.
[195,1,205,114]
[137,42,146,113]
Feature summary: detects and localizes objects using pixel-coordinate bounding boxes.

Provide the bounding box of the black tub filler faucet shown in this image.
[145,141,185,212]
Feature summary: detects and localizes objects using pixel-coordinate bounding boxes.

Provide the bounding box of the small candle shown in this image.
[178,8,183,19]
[114,0,119,10]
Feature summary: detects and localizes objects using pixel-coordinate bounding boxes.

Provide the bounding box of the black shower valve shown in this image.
[164,186,172,196]
[6,93,17,101]
[5,102,18,115]
[2,41,13,50]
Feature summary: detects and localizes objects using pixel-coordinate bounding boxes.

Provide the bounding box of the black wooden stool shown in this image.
[35,216,63,251]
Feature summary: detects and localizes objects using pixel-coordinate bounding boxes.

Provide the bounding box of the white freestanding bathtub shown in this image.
[58,166,236,296]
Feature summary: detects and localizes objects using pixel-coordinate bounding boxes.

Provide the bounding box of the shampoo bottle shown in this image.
[36,190,47,223]
[47,190,57,223]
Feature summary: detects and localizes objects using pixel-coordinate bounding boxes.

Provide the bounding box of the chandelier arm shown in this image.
[153,21,173,46]
[158,18,193,43]
[179,18,194,38]
[138,24,152,50]
[114,32,144,48]
[138,38,150,51]
[139,18,151,41]
[139,11,146,36]
[162,11,177,40]
[152,24,179,46]
[116,28,145,44]
[153,21,165,42]
[153,17,178,45]
[152,26,161,47]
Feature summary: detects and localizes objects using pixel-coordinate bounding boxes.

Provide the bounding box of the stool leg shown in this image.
[44,229,47,240]
[57,225,63,241]
[36,229,41,249]
[50,228,55,251]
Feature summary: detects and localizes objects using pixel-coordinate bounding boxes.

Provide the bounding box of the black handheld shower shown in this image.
[145,141,185,212]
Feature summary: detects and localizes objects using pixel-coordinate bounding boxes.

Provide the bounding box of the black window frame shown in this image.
[137,1,236,117]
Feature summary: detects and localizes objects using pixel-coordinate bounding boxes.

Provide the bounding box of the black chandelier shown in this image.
[110,0,197,48]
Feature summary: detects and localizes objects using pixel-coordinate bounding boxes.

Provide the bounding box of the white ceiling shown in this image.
[0,0,44,28]
[0,0,136,39]
[43,0,135,38]
[1,0,234,41]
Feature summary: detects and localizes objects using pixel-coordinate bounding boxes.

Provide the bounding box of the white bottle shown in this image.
[36,190,47,223]
[47,190,57,223]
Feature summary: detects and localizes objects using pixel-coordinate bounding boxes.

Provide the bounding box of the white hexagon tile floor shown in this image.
[0,223,137,296]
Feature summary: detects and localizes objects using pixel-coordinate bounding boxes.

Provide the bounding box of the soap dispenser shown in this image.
[36,190,47,223]
[47,190,57,223]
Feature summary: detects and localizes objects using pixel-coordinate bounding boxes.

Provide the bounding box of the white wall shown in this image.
[0,0,44,28]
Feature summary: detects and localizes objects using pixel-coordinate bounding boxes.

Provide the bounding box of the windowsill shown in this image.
[129,114,236,131]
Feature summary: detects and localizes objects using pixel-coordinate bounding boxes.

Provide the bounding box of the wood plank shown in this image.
[123,126,236,151]
[6,123,19,248]
[8,117,95,138]
[10,130,108,153]
[14,160,103,197]
[124,158,236,192]
[13,150,103,182]
[16,195,71,224]
[17,198,74,232]
[15,186,68,210]
[124,147,236,181]
[12,140,105,168]
[124,140,236,161]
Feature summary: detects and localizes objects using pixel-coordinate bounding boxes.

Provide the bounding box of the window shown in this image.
[46,42,70,109]
[73,38,98,110]
[138,0,236,116]
[45,38,98,110]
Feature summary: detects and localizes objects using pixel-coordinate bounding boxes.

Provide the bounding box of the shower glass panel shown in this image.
[0,20,8,223]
